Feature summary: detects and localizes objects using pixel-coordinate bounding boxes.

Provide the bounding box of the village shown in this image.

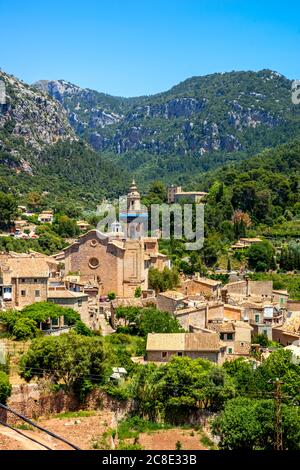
[0,180,299,451]
[1,181,299,358]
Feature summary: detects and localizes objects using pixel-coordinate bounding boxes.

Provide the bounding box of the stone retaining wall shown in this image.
[0,383,134,426]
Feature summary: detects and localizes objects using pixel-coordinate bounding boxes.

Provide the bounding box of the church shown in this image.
[57,181,169,298]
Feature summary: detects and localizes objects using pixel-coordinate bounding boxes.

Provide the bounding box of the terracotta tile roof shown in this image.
[76,220,89,226]
[272,290,289,296]
[0,254,53,278]
[112,298,144,309]
[224,304,243,311]
[158,290,187,300]
[194,277,222,287]
[209,321,252,334]
[274,312,300,334]
[209,323,235,334]
[146,332,221,352]
[47,288,88,299]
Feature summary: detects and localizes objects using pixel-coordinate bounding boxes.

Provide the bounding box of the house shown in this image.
[0,252,58,309]
[146,332,226,364]
[287,300,300,312]
[208,321,253,356]
[47,286,89,327]
[156,290,187,313]
[224,304,242,321]
[13,219,37,238]
[221,279,273,302]
[167,186,207,204]
[17,205,27,213]
[272,290,289,309]
[230,238,262,250]
[76,220,90,232]
[174,304,208,331]
[221,279,286,341]
[38,210,54,224]
[272,311,300,346]
[179,275,222,299]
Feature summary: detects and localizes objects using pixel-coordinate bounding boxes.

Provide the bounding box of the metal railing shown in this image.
[0,402,81,450]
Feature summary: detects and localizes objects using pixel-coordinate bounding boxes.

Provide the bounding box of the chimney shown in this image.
[246,276,250,297]
[205,304,209,328]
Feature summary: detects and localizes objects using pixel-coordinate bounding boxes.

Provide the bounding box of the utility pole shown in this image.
[273,378,283,451]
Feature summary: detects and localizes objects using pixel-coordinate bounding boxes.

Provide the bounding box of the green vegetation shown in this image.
[50,70,300,185]
[246,241,276,272]
[115,306,183,336]
[199,429,217,450]
[0,233,66,256]
[0,192,18,230]
[148,267,179,293]
[134,286,142,298]
[131,357,235,422]
[19,332,105,399]
[212,398,300,450]
[0,370,12,404]
[15,423,35,431]
[0,302,91,340]
[116,416,172,440]
[249,272,300,300]
[107,292,116,301]
[52,410,96,419]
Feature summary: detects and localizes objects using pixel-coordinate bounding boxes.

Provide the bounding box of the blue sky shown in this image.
[1,0,300,96]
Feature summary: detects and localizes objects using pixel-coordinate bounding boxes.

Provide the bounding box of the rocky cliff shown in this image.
[34,70,300,166]
[0,71,76,150]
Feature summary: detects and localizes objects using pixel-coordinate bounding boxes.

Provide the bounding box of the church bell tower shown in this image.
[119,179,148,239]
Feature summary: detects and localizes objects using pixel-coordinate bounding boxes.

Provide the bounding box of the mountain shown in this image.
[35,70,300,183]
[0,70,128,204]
[0,70,76,173]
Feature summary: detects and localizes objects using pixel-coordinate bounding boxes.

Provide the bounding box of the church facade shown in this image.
[59,182,169,298]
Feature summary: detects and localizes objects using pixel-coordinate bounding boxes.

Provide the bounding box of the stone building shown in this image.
[272,312,300,346]
[221,279,273,302]
[178,275,222,299]
[208,321,253,356]
[47,286,89,326]
[58,182,169,299]
[38,210,54,224]
[167,186,207,204]
[156,290,187,313]
[146,332,226,364]
[0,252,58,309]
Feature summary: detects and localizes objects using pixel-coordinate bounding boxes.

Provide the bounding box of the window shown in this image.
[227,333,233,340]
[78,300,82,307]
[220,333,225,340]
[162,352,167,358]
[34,279,38,283]
[177,352,183,357]
[240,342,244,347]
[89,257,100,269]
[21,279,25,283]
[35,290,40,297]
[21,290,26,297]
[255,314,260,323]
[228,348,232,354]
